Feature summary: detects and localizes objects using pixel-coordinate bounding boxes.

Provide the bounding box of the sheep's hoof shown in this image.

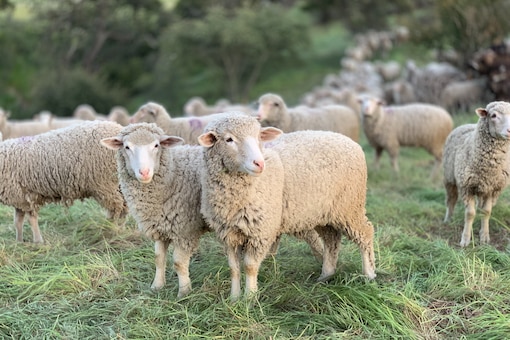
[317,273,335,283]
[151,282,165,291]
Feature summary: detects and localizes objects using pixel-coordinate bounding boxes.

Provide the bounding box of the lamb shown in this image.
[100,122,324,298]
[358,96,454,175]
[0,121,128,243]
[199,112,376,299]
[101,123,209,298]
[443,101,510,247]
[0,108,52,140]
[256,93,360,142]
[130,101,227,145]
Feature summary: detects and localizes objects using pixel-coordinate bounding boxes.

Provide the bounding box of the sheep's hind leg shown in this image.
[316,226,342,282]
[14,208,25,242]
[27,210,43,243]
[173,245,193,298]
[151,240,170,290]
[478,196,493,245]
[443,183,458,223]
[460,197,476,247]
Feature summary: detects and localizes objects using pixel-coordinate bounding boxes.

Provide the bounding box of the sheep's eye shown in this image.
[491,113,497,119]
[125,145,130,150]
[154,144,159,148]
[226,137,234,143]
[274,102,279,107]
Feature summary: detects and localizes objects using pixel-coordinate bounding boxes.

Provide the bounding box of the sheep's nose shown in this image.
[139,168,150,177]
[253,159,264,171]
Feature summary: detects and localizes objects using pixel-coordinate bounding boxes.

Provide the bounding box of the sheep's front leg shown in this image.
[460,197,476,247]
[374,147,383,170]
[478,197,493,245]
[227,245,243,301]
[244,243,272,298]
[14,209,25,242]
[27,210,43,243]
[151,240,169,290]
[173,245,192,298]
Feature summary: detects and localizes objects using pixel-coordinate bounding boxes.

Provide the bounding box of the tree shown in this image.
[158,3,310,103]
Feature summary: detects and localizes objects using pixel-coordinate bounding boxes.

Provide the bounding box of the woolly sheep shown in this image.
[184,96,254,117]
[199,113,376,299]
[358,96,454,175]
[443,101,510,247]
[256,93,360,142]
[1,121,128,243]
[0,109,52,140]
[101,123,208,298]
[439,79,491,113]
[108,106,131,126]
[130,102,227,145]
[35,111,84,129]
[100,122,323,298]
[73,104,107,121]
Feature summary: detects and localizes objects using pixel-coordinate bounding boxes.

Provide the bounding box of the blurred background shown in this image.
[1,0,509,118]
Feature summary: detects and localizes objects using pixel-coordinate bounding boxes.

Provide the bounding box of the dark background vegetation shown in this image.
[1,0,509,118]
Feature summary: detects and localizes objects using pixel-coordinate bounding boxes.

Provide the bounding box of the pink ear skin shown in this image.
[198,132,218,147]
[160,136,184,148]
[260,127,283,142]
[100,137,123,150]
[475,108,488,118]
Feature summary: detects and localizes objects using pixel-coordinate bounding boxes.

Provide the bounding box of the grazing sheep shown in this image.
[130,102,226,145]
[443,101,510,247]
[358,96,454,175]
[0,109,52,140]
[199,113,375,299]
[0,121,128,243]
[101,123,208,298]
[256,93,360,142]
[101,122,325,298]
[108,106,131,126]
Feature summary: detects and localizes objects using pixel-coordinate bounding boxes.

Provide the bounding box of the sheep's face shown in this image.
[199,116,282,176]
[359,98,382,118]
[130,102,164,124]
[101,127,183,183]
[477,104,510,140]
[256,94,285,123]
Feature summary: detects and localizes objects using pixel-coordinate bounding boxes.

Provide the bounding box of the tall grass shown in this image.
[1,112,510,339]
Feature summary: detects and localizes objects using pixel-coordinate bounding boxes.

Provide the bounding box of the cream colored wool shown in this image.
[0,109,52,140]
[256,93,360,142]
[0,120,128,243]
[443,101,510,247]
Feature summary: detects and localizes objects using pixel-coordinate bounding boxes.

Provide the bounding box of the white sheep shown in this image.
[73,104,107,121]
[256,93,360,142]
[0,108,52,140]
[358,96,454,175]
[100,122,323,298]
[443,101,510,247]
[0,121,128,243]
[199,112,376,299]
[439,79,491,114]
[184,96,254,117]
[130,102,226,145]
[108,106,131,126]
[35,111,84,129]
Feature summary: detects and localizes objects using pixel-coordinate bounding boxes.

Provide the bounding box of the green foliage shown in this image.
[156,3,311,105]
[28,68,127,118]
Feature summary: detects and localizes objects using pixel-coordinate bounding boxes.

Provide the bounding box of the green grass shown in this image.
[2,112,510,339]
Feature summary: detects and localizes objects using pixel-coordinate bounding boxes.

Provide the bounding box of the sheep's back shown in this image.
[442,124,476,186]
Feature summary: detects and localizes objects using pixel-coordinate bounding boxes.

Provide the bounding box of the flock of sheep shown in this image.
[1,86,510,300]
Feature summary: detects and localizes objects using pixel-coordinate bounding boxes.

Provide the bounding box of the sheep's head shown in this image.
[198,112,282,176]
[358,97,384,118]
[101,123,183,183]
[130,102,168,124]
[256,93,286,123]
[476,101,510,140]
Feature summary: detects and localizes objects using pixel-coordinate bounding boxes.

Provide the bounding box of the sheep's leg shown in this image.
[316,226,342,282]
[388,149,400,173]
[173,245,193,298]
[444,183,458,223]
[374,147,383,170]
[460,197,476,247]
[355,221,377,279]
[151,240,169,290]
[244,246,268,298]
[268,235,281,256]
[291,230,324,262]
[430,156,442,179]
[27,210,43,243]
[478,197,493,245]
[14,208,25,242]
[227,244,243,301]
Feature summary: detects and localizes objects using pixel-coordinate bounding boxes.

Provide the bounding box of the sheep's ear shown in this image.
[260,127,282,142]
[100,137,123,150]
[198,131,217,147]
[475,107,488,118]
[160,135,184,148]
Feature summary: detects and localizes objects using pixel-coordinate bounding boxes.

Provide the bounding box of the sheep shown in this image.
[358,96,454,176]
[73,104,107,121]
[130,102,227,145]
[100,122,323,298]
[439,79,491,114]
[0,120,128,243]
[0,108,52,140]
[443,101,510,247]
[35,111,84,129]
[199,112,376,299]
[256,93,360,142]
[101,123,209,298]
[108,106,131,126]
[184,96,254,117]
